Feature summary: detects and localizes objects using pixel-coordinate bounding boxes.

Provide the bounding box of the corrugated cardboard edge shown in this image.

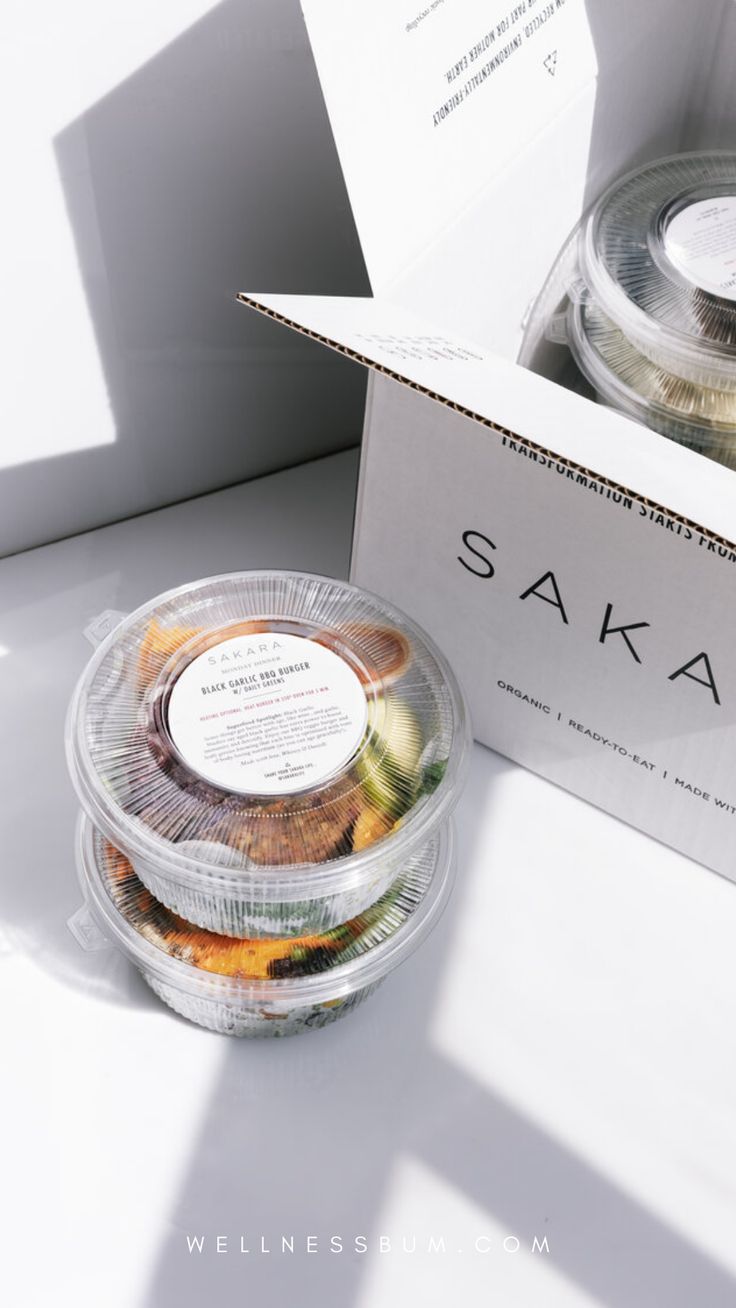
[238,293,736,553]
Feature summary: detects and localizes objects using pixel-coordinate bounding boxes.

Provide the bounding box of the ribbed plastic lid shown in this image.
[67,572,468,897]
[569,299,736,443]
[580,151,736,389]
[78,816,454,994]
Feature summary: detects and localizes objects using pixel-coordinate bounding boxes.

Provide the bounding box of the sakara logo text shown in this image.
[458,529,722,705]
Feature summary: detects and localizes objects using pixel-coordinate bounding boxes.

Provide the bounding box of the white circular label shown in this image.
[664,196,736,300]
[166,631,368,796]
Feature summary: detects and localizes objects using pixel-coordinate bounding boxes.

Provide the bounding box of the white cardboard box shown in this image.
[240,0,736,881]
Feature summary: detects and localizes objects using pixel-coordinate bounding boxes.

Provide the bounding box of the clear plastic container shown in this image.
[567,298,736,469]
[69,813,455,1037]
[66,572,469,937]
[579,151,736,391]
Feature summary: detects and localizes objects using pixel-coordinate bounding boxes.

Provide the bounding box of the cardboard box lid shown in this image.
[300,0,600,293]
[238,290,736,548]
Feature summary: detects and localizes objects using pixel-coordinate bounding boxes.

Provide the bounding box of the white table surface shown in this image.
[1,448,735,1308]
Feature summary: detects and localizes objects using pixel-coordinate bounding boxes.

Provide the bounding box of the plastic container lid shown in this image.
[66,572,469,936]
[580,151,736,390]
[72,813,455,1036]
[567,298,736,467]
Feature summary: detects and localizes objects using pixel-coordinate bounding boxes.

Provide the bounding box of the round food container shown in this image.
[70,814,455,1037]
[579,151,736,391]
[567,298,736,469]
[66,572,469,937]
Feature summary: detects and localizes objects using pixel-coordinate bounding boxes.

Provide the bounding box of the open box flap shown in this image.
[300,0,599,293]
[239,291,736,547]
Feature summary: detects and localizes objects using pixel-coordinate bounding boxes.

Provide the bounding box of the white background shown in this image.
[0,0,367,555]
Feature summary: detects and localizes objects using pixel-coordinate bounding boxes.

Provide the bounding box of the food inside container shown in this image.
[522,151,736,469]
[578,151,736,391]
[66,571,469,937]
[69,814,455,1037]
[567,299,736,469]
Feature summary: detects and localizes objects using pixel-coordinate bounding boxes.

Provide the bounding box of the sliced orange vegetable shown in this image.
[137,619,203,690]
[313,622,411,688]
[137,618,273,692]
[105,844,357,979]
[352,804,393,852]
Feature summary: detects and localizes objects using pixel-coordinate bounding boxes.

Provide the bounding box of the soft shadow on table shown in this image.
[0,617,160,1012]
[141,745,736,1308]
[139,747,506,1308]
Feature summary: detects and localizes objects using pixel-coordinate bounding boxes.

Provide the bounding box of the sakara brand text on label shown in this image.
[167,632,368,796]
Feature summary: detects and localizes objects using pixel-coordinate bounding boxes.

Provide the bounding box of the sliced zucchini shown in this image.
[358,697,424,820]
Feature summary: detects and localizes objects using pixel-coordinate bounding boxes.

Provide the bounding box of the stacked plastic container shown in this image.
[528,151,736,468]
[66,572,469,1036]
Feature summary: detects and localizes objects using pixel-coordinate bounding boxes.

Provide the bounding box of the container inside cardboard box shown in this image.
[239,0,736,881]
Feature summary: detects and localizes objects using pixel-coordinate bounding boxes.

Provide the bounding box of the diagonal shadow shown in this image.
[417,1051,736,1308]
[140,748,507,1308]
[3,0,369,557]
[141,746,736,1308]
